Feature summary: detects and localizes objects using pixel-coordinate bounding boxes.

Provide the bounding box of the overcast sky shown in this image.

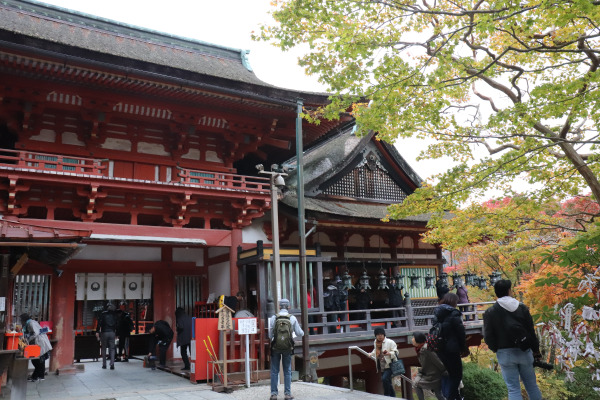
[38,0,446,181]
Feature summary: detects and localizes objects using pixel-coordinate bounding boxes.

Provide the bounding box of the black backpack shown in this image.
[427,319,446,352]
[495,303,531,351]
[103,311,117,330]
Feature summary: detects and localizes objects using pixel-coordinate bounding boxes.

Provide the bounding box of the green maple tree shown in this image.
[258,0,600,241]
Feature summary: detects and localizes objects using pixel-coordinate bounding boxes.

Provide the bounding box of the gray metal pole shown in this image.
[271,176,282,309]
[295,99,311,381]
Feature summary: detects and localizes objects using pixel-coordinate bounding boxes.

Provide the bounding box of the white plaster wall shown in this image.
[74,245,161,261]
[102,138,132,151]
[137,141,170,156]
[30,129,56,142]
[62,131,85,146]
[208,261,230,297]
[172,248,204,266]
[242,220,270,244]
[208,247,229,258]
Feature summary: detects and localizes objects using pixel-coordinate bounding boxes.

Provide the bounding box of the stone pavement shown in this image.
[19,358,402,400]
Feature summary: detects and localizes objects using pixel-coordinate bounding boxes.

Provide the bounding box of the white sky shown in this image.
[38,0,447,181]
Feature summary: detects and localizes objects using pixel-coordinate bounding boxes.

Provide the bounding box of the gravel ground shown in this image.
[221,382,392,400]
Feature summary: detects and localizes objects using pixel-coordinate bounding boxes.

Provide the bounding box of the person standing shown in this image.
[355,287,372,322]
[269,298,304,400]
[20,313,52,382]
[412,331,447,400]
[147,320,174,370]
[367,327,399,397]
[388,278,404,327]
[456,283,471,320]
[96,303,118,370]
[323,280,340,333]
[433,293,467,400]
[484,279,542,400]
[175,307,192,371]
[116,306,134,362]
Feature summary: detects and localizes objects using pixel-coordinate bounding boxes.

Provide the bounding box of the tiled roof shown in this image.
[0,0,300,90]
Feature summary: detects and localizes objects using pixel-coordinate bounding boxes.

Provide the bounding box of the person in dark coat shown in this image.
[456,283,471,320]
[355,287,372,321]
[412,331,446,400]
[147,320,174,370]
[388,278,404,327]
[96,303,118,370]
[436,278,450,301]
[433,292,467,400]
[116,307,134,362]
[323,280,340,333]
[175,308,192,371]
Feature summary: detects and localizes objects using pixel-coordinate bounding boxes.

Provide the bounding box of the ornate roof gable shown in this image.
[320,150,409,203]
[283,123,422,205]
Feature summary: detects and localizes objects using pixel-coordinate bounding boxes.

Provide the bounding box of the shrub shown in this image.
[462,362,507,400]
[564,367,600,400]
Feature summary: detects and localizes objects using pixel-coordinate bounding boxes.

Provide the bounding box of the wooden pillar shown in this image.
[49,270,76,371]
[152,264,176,361]
[229,227,242,296]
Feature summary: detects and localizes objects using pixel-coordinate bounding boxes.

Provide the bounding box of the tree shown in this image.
[258,0,600,239]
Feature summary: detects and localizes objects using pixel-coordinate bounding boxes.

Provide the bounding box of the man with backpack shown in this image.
[268,298,304,400]
[484,279,542,400]
[96,302,119,370]
[323,280,340,333]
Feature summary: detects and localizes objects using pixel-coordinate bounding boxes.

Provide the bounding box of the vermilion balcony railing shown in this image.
[0,149,270,194]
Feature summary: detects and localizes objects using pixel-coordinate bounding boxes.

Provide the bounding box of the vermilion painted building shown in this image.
[0,0,448,382]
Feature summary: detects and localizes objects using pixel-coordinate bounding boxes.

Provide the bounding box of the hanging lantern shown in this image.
[410,273,420,289]
[377,268,389,290]
[342,269,355,290]
[359,270,371,290]
[452,273,463,288]
[394,273,405,290]
[489,271,502,287]
[439,272,449,288]
[424,273,435,289]
[477,275,488,290]
[464,271,476,286]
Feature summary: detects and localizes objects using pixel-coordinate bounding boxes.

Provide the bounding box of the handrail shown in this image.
[348,345,375,391]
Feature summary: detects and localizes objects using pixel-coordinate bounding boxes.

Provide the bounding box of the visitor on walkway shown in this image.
[484,279,542,400]
[269,298,304,400]
[388,278,404,327]
[412,331,447,400]
[433,293,467,400]
[96,302,118,370]
[368,327,399,397]
[116,304,134,362]
[175,307,192,371]
[20,313,52,382]
[147,320,174,370]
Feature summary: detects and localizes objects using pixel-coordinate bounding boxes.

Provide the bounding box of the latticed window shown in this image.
[323,164,408,202]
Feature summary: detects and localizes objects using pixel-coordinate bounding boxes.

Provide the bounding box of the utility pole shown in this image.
[295,99,311,381]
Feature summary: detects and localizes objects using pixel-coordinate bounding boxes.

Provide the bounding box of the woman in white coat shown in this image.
[20,313,52,382]
[368,327,399,397]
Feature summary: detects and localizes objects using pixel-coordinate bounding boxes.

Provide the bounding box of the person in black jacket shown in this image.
[116,306,134,362]
[147,320,174,370]
[484,280,542,400]
[355,287,372,322]
[96,303,119,370]
[175,308,192,371]
[433,292,467,400]
[388,278,404,327]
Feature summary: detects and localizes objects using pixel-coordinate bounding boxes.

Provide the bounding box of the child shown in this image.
[412,331,447,400]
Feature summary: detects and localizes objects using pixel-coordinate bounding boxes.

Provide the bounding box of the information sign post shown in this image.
[237,318,257,388]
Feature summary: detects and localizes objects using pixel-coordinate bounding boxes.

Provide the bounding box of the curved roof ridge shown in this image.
[6,0,249,62]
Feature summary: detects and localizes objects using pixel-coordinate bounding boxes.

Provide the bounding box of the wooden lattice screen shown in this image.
[13,274,51,322]
[175,275,203,316]
[323,163,408,202]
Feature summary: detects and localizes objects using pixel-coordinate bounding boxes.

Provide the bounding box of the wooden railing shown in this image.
[0,148,270,195]
[304,301,493,337]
